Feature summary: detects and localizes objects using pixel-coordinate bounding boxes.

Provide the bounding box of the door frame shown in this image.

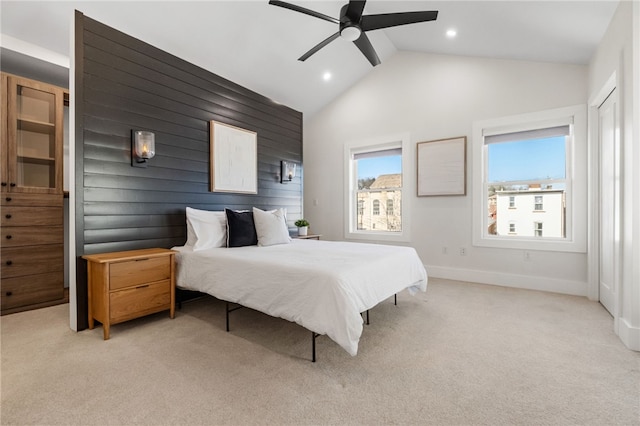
[588,72,621,325]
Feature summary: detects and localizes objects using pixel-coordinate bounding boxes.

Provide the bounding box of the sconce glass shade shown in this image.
[280,160,296,183]
[132,130,155,167]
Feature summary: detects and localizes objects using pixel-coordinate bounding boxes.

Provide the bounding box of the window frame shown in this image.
[534,221,543,237]
[386,199,394,215]
[344,133,411,242]
[534,195,543,211]
[472,105,587,252]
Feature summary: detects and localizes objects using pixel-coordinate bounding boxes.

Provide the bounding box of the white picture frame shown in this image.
[210,120,257,194]
[417,136,467,196]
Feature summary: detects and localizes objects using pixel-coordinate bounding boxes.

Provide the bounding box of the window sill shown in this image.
[346,230,410,243]
[473,235,586,253]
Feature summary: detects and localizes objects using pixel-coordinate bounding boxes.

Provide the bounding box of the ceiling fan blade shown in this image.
[353,32,381,66]
[298,32,341,61]
[361,10,438,32]
[345,0,367,22]
[269,1,339,25]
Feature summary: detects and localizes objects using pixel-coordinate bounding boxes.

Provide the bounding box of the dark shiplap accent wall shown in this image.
[74,12,302,328]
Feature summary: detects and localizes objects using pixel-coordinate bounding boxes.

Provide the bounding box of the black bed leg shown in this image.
[312,332,319,362]
[394,294,397,306]
[226,302,230,332]
[366,309,370,325]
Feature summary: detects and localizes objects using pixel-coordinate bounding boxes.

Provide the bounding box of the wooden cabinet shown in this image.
[1,73,66,315]
[83,248,176,340]
[1,193,64,313]
[1,73,64,194]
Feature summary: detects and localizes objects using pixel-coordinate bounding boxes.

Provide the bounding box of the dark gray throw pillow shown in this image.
[225,209,258,247]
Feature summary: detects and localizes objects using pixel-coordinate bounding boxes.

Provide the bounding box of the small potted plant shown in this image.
[295,219,310,236]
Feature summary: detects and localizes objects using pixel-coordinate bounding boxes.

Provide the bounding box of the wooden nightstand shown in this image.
[83,248,176,340]
[295,234,321,240]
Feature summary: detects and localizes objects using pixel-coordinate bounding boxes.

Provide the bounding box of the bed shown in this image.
[173,206,428,360]
[173,237,427,359]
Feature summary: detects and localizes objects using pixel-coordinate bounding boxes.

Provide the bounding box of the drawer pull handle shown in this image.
[5,291,12,296]
[134,258,149,262]
[5,235,11,240]
[9,183,15,187]
[5,214,11,219]
[0,182,6,187]
[136,285,150,289]
[6,260,12,266]
[5,197,11,202]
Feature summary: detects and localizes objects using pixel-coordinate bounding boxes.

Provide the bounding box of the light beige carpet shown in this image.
[1,278,639,425]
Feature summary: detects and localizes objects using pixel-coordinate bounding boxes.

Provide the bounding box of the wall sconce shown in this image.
[131,130,156,168]
[280,160,297,183]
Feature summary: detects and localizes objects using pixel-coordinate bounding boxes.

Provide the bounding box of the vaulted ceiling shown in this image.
[0,1,619,118]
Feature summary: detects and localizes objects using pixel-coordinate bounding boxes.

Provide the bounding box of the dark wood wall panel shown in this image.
[75,12,302,328]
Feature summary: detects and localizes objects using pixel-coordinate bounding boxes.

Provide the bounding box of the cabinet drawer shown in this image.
[1,226,63,247]
[1,271,64,310]
[0,193,62,207]
[1,206,62,226]
[110,280,171,323]
[109,256,171,291]
[1,245,63,278]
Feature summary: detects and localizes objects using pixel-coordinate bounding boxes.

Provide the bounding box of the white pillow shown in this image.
[185,207,227,250]
[252,207,291,247]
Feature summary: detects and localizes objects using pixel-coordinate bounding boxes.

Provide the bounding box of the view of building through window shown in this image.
[486,135,567,238]
[355,150,402,232]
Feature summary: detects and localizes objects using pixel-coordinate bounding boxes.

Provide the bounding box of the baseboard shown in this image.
[618,317,640,351]
[425,265,588,296]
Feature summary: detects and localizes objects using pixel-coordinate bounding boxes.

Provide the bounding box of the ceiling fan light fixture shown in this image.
[340,24,361,42]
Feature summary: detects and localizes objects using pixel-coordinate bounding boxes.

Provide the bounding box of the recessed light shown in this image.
[323,72,332,81]
[446,29,457,38]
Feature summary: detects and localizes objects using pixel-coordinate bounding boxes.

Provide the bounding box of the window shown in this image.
[534,196,543,211]
[534,222,543,237]
[345,133,410,242]
[472,105,587,252]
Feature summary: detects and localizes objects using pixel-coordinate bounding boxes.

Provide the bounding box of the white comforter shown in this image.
[173,239,427,356]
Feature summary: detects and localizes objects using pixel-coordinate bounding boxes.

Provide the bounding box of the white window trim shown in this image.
[472,105,587,252]
[344,132,412,243]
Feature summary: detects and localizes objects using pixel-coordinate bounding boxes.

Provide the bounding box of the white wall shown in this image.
[588,0,640,351]
[305,51,589,295]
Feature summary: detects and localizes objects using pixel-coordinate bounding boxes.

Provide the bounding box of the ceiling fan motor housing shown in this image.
[339,4,362,41]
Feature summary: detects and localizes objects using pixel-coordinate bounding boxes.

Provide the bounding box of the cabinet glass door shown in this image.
[5,76,63,194]
[17,86,57,189]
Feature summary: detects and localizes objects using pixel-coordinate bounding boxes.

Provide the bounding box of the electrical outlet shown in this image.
[460,248,466,256]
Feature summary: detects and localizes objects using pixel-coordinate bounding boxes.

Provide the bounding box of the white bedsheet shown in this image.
[173,239,427,356]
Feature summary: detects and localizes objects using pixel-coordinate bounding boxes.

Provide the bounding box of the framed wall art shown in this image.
[210,120,257,194]
[417,136,467,196]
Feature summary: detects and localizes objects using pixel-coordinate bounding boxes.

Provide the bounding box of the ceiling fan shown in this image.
[269,0,438,66]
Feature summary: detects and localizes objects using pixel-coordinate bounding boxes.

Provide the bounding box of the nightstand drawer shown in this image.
[110,280,171,323]
[110,256,171,291]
